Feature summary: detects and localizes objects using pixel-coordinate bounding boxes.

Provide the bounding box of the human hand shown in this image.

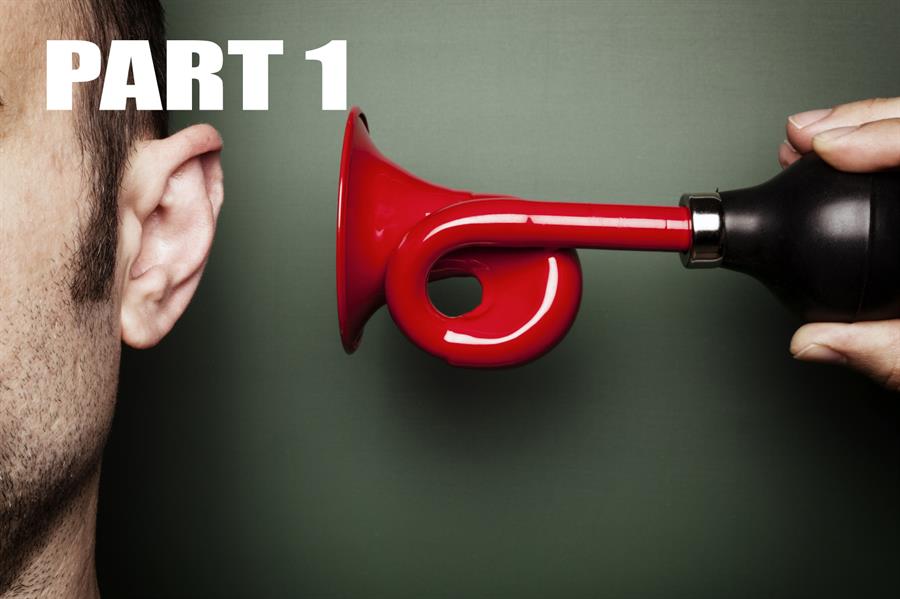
[780,97,900,389]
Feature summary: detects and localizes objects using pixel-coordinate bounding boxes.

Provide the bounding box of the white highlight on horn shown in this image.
[443,256,559,346]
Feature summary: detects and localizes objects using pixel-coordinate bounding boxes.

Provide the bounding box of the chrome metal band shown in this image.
[679,192,724,268]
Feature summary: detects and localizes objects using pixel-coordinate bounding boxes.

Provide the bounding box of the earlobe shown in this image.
[119,124,224,348]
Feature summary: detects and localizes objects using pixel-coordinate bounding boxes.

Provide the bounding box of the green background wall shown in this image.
[97,1,900,597]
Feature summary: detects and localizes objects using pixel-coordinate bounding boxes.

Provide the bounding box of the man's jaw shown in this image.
[0,466,101,599]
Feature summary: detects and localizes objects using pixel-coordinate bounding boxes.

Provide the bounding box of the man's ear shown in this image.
[119,124,224,349]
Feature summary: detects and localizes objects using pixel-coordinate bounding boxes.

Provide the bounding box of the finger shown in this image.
[778,139,802,169]
[812,118,900,172]
[786,97,900,154]
[791,320,900,390]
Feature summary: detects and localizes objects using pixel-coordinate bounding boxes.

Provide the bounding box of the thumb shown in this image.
[812,118,900,172]
[791,321,900,390]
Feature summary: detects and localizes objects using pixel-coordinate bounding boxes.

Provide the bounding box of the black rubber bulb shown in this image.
[718,153,900,321]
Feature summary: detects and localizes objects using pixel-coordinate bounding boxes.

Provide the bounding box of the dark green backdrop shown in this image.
[97,1,900,597]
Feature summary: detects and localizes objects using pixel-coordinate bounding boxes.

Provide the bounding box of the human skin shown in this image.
[0,3,223,597]
[781,97,900,390]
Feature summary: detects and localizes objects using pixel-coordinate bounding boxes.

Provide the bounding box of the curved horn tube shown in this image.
[386,199,690,366]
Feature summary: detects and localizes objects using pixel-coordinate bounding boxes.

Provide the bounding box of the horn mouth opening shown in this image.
[336,106,368,353]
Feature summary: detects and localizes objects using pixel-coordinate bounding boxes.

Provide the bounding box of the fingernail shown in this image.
[788,108,832,129]
[783,139,798,153]
[792,343,848,365]
[814,126,859,143]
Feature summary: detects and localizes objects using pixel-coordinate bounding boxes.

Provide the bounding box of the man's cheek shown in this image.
[3,184,78,275]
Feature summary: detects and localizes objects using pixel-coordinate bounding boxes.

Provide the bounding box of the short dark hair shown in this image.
[69,0,168,303]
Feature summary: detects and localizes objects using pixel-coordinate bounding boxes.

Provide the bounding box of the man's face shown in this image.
[0,0,120,582]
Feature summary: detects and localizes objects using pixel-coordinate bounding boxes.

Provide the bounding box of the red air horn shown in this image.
[337,107,693,367]
[337,107,900,367]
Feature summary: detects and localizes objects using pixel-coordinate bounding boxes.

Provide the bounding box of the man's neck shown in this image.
[1,469,101,599]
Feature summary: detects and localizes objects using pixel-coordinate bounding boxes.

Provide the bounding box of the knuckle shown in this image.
[864,97,884,109]
[879,357,900,391]
[861,325,900,390]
